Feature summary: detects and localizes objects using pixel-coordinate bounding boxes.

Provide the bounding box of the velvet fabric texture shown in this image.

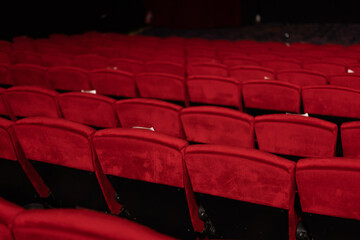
[0,198,23,240]
[187,56,221,65]
[296,158,360,220]
[276,69,328,86]
[11,208,175,240]
[328,74,360,90]
[0,64,11,85]
[9,64,49,88]
[10,51,42,65]
[58,92,119,128]
[181,106,255,148]
[151,53,185,65]
[324,56,358,65]
[115,98,184,138]
[222,56,260,66]
[41,53,73,67]
[145,61,185,77]
[255,114,338,157]
[229,65,274,83]
[242,80,301,113]
[46,66,91,91]
[0,117,18,161]
[187,75,241,109]
[3,86,61,120]
[136,73,187,103]
[187,63,228,77]
[185,144,297,239]
[302,62,347,75]
[260,59,302,71]
[0,88,8,116]
[72,54,108,70]
[108,58,144,74]
[302,85,360,119]
[341,121,360,157]
[88,69,137,98]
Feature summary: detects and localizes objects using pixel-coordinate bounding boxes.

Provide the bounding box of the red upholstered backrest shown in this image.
[276,69,328,86]
[9,64,49,88]
[296,158,360,220]
[14,117,96,172]
[0,64,11,85]
[10,51,42,65]
[0,88,8,116]
[151,53,185,65]
[341,121,360,158]
[3,86,60,120]
[328,74,360,90]
[41,53,73,67]
[255,114,338,157]
[181,106,254,148]
[321,56,358,65]
[187,56,221,65]
[0,41,12,53]
[303,62,346,75]
[58,92,118,128]
[185,144,296,210]
[302,85,360,119]
[229,66,274,83]
[73,54,108,70]
[187,75,241,108]
[261,59,302,71]
[12,208,175,240]
[222,57,260,67]
[88,69,136,98]
[109,58,144,74]
[187,63,228,77]
[242,80,301,113]
[145,61,185,76]
[115,98,184,138]
[47,66,90,91]
[136,73,186,102]
[0,197,23,240]
[93,128,188,188]
[0,117,18,161]
[0,52,10,65]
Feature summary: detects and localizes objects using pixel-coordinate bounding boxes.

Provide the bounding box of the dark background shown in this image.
[0,0,359,40]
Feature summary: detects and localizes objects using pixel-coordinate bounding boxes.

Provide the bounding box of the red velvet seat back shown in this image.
[93,128,187,188]
[47,66,91,91]
[0,52,10,65]
[276,69,328,86]
[255,114,338,157]
[222,56,260,67]
[303,62,346,75]
[73,54,108,70]
[302,85,360,119]
[341,121,360,157]
[296,158,360,220]
[0,41,12,53]
[0,64,11,86]
[41,53,73,67]
[136,73,187,103]
[187,75,241,109]
[0,88,8,116]
[9,64,49,88]
[242,80,301,113]
[229,66,274,83]
[0,197,23,240]
[58,92,118,128]
[88,69,136,98]
[2,86,60,120]
[0,118,18,161]
[109,58,144,74]
[10,51,42,65]
[261,59,302,71]
[12,208,175,240]
[14,117,95,172]
[181,106,254,148]
[328,74,360,90]
[115,98,184,138]
[187,63,228,77]
[145,61,185,76]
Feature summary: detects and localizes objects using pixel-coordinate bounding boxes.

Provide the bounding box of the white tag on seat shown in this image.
[348,69,355,73]
[286,112,309,117]
[81,89,97,94]
[132,126,155,131]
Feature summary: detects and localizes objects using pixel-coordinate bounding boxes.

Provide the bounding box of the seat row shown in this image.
[0,197,174,240]
[0,116,359,239]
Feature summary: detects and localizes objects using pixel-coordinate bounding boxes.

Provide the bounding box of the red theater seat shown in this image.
[145,61,185,76]
[222,56,260,67]
[302,85,360,119]
[46,66,91,91]
[276,69,328,86]
[0,64,10,86]
[322,56,358,65]
[303,62,346,75]
[10,51,42,65]
[261,59,302,71]
[41,53,73,67]
[93,128,202,239]
[12,208,175,240]
[185,144,297,240]
[187,56,221,64]
[136,73,188,104]
[328,74,360,90]
[2,86,61,121]
[73,54,108,70]
[115,98,184,138]
[58,92,118,128]
[242,80,301,113]
[255,114,338,158]
[109,58,144,74]
[0,52,10,65]
[296,158,360,240]
[13,117,120,213]
[0,88,9,117]
[187,63,228,77]
[181,106,254,148]
[229,65,274,83]
[0,197,23,240]
[88,69,137,98]
[341,121,360,158]
[9,64,49,88]
[187,75,241,109]
[152,53,185,64]
[0,41,12,53]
